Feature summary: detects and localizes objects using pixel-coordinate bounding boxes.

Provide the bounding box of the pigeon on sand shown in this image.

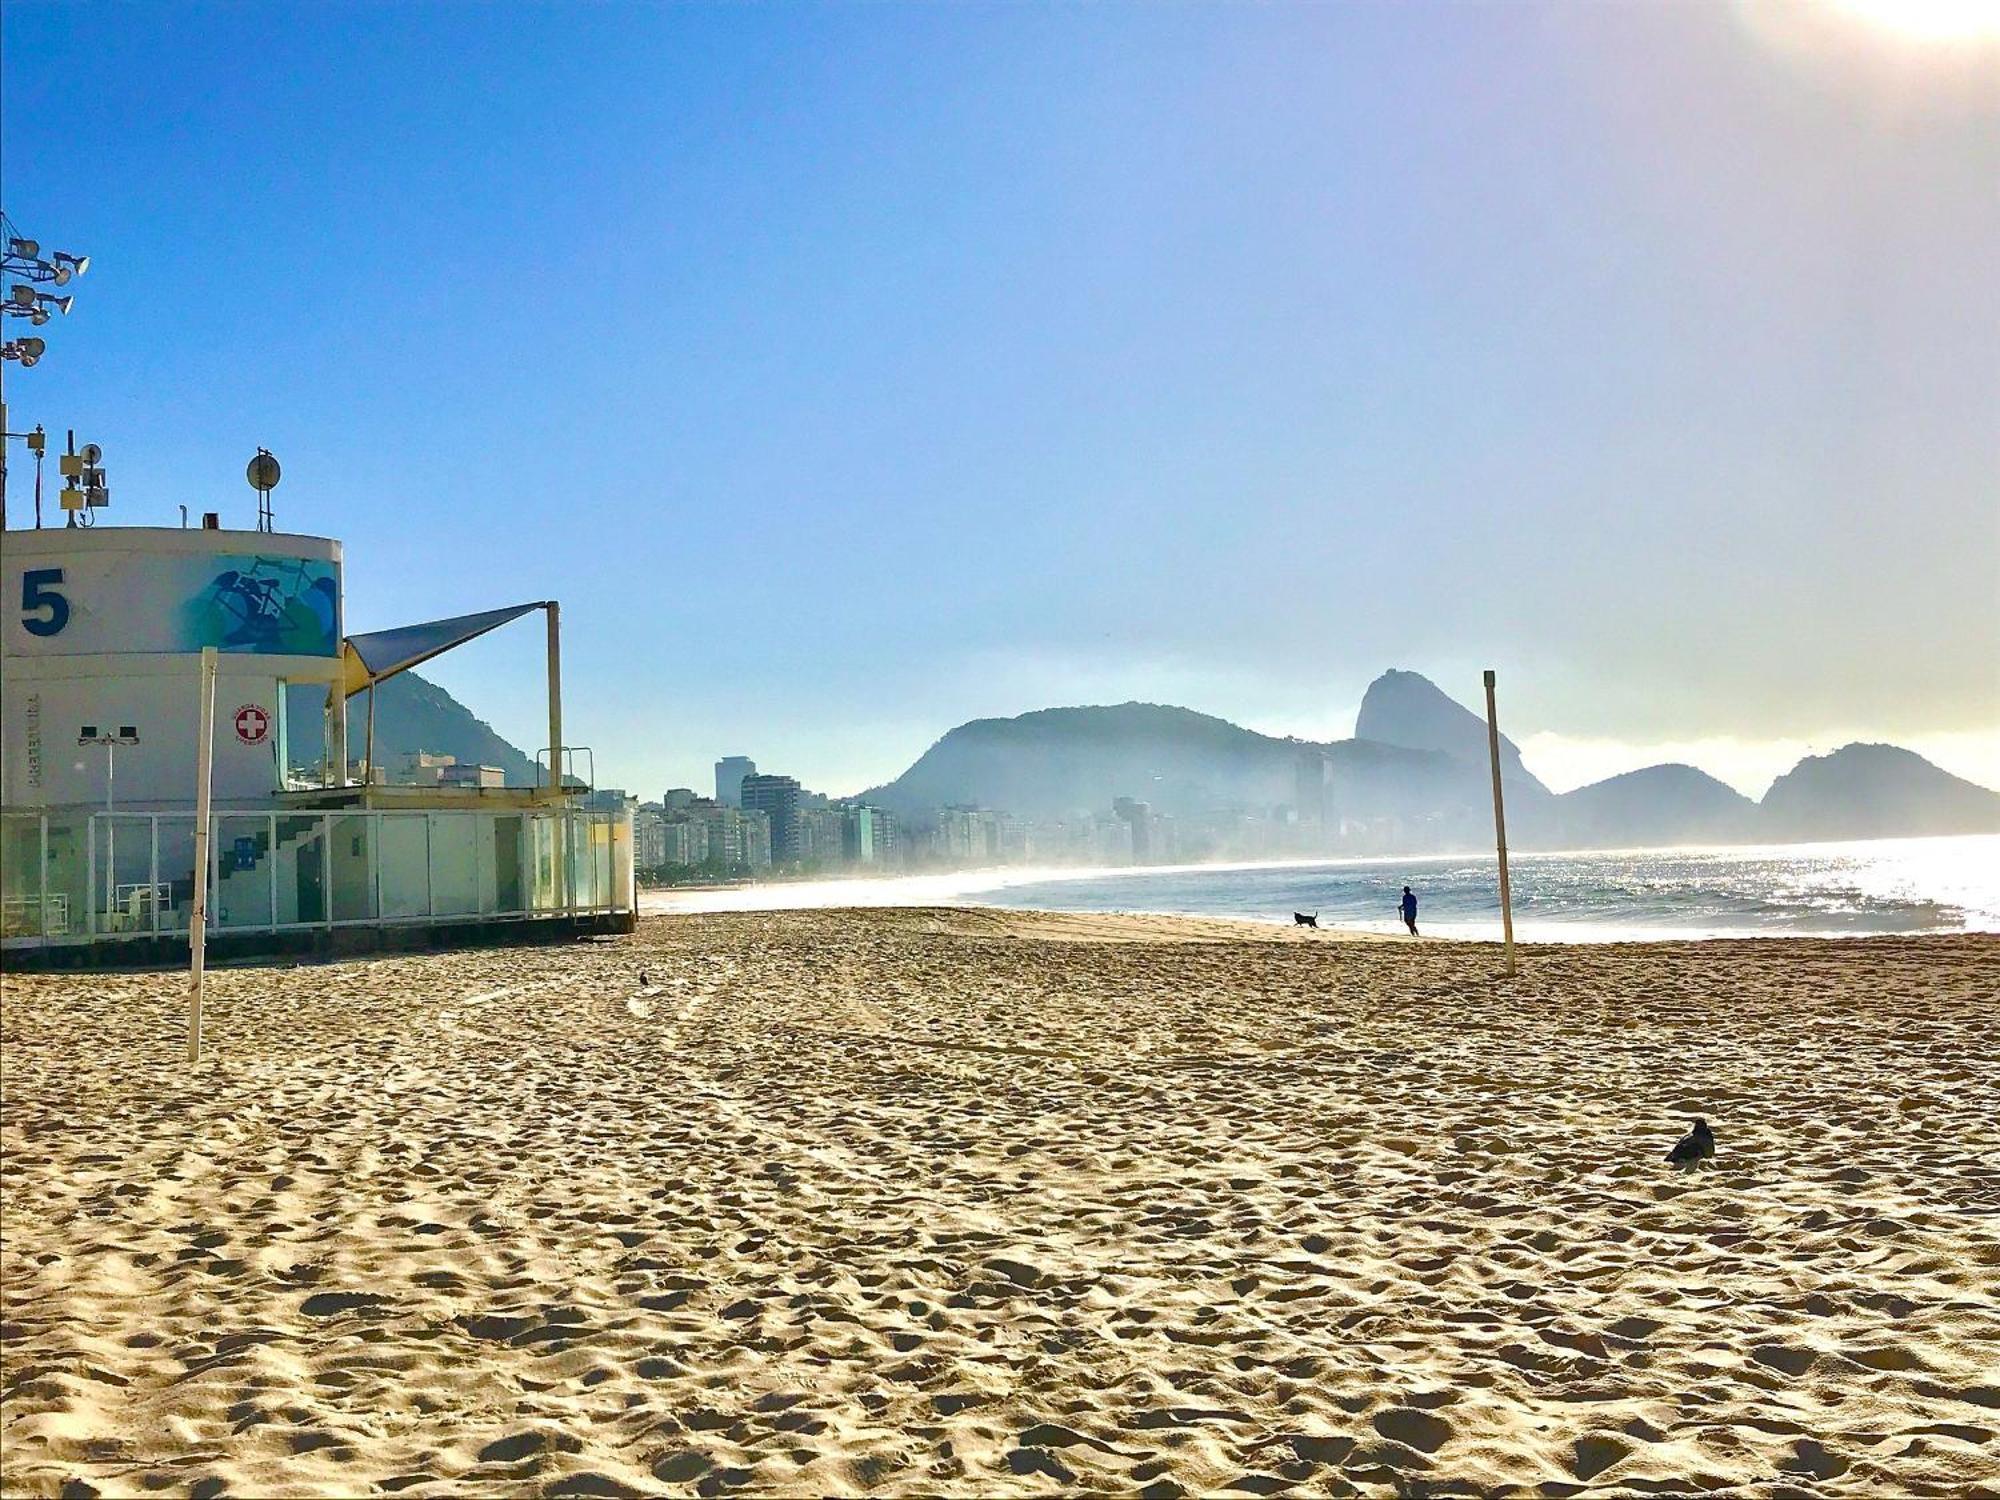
[1667,1117,1715,1167]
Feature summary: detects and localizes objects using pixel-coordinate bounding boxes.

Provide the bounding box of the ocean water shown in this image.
[646,834,2000,942]
[977,835,2000,941]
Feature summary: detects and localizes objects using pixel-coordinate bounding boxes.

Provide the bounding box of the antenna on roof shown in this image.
[246,448,280,532]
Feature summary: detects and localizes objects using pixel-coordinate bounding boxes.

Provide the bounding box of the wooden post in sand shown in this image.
[1483,669,1517,977]
[188,647,219,1063]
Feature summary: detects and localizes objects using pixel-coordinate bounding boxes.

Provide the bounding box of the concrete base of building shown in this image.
[3,911,637,972]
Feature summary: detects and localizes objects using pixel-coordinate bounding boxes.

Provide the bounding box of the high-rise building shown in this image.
[1295,751,1330,824]
[1113,796,1155,861]
[661,819,707,868]
[739,774,802,863]
[739,808,772,871]
[652,796,773,873]
[633,807,668,869]
[714,756,756,808]
[843,805,896,866]
[797,806,845,866]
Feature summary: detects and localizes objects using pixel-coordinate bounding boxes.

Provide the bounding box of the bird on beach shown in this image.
[1667,1118,1715,1168]
[638,970,651,988]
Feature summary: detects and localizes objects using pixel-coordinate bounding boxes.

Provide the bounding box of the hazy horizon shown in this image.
[669,681,2000,804]
[5,0,1995,801]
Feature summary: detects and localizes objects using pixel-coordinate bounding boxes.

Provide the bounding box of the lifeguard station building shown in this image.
[1,520,634,965]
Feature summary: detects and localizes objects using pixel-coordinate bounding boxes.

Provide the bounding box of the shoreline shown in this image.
[637,834,1999,941]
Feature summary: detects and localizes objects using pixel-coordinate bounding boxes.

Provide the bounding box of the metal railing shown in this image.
[1,804,633,947]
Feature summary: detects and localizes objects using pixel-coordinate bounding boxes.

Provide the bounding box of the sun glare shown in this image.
[1825,0,2000,42]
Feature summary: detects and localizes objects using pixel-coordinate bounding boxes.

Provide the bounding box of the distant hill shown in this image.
[863,702,1317,821]
[861,689,1536,849]
[862,673,2000,851]
[1759,743,2000,841]
[1556,764,1756,848]
[285,671,540,785]
[863,700,1487,826]
[1355,668,1547,796]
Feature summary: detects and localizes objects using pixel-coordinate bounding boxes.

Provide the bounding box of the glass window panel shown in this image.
[155,817,198,934]
[379,815,429,920]
[530,815,557,912]
[215,815,276,930]
[595,819,613,911]
[1,816,46,939]
[42,816,91,939]
[429,815,479,917]
[330,815,376,922]
[491,816,523,913]
[276,815,327,925]
[92,816,158,935]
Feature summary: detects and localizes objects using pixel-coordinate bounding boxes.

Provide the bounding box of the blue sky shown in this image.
[5,1,1996,797]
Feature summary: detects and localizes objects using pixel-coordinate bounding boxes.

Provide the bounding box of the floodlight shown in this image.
[53,251,87,277]
[37,293,73,315]
[80,442,102,464]
[8,238,39,259]
[7,284,32,306]
[28,308,49,325]
[51,265,71,285]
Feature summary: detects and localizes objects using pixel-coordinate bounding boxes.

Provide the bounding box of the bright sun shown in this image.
[1825,0,2000,42]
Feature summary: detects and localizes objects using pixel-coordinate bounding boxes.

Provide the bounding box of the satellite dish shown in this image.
[246,450,281,491]
[80,442,102,465]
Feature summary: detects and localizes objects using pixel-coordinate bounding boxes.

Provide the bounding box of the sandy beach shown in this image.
[4,910,1998,1497]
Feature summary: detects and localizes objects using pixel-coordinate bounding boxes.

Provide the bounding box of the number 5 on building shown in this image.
[21,568,70,637]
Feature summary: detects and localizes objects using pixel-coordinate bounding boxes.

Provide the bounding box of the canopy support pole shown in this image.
[546,601,566,914]
[365,678,377,786]
[326,674,347,787]
[545,601,562,792]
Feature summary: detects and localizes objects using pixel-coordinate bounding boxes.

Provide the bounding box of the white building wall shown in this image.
[1,527,343,809]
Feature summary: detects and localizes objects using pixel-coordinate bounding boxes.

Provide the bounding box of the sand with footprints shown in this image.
[3,909,1998,1496]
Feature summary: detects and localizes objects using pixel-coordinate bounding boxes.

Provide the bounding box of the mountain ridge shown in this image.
[862,673,1999,849]
[284,671,542,785]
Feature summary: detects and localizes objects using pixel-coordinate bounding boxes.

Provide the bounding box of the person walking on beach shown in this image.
[1400,885,1419,936]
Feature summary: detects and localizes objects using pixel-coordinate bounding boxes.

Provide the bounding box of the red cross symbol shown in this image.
[234,704,270,745]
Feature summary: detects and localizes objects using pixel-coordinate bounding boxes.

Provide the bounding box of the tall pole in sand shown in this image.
[1483,669,1517,977]
[189,647,219,1063]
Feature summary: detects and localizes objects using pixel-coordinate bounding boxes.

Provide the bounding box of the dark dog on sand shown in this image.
[1293,912,1319,928]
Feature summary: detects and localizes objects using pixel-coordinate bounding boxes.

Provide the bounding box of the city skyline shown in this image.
[4,1,1995,800]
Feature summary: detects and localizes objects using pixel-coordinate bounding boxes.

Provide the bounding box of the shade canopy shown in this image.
[339,601,547,698]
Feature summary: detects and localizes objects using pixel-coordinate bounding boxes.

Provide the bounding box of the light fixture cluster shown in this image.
[3,223,89,365]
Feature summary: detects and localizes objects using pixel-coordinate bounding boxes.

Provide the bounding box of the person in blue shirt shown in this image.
[1400,885,1419,936]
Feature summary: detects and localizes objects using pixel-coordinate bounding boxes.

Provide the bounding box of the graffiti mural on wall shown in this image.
[5,544,342,657]
[183,555,340,655]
